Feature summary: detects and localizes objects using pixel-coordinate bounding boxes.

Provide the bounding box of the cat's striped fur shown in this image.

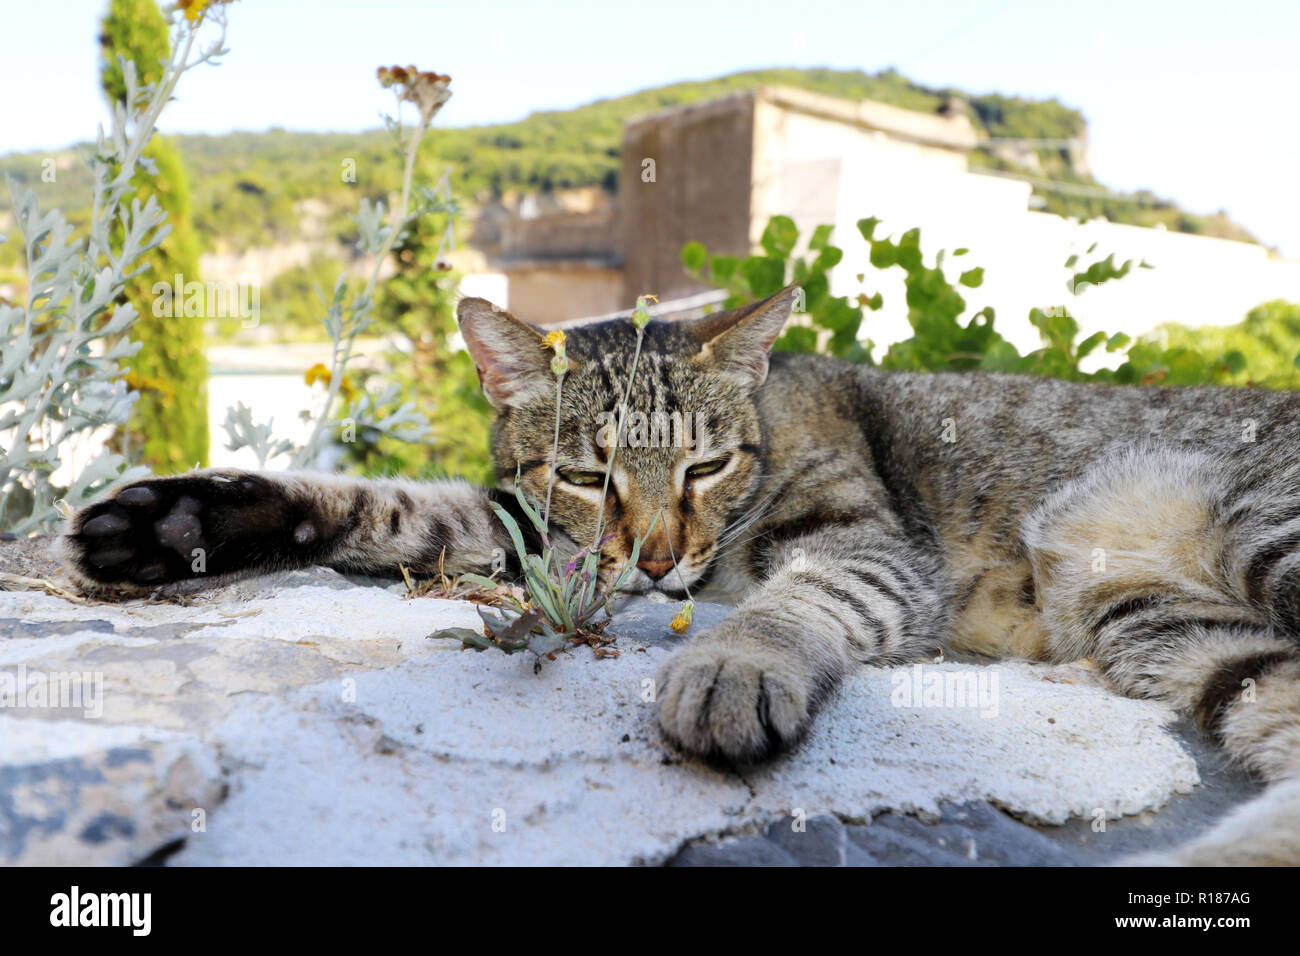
[62,287,1300,864]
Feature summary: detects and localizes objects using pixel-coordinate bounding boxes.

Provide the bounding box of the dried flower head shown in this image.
[377,65,452,125]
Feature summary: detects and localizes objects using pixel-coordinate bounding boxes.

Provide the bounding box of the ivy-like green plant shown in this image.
[684,214,1252,388]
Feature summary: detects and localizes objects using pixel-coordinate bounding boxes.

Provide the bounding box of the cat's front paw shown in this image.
[655,638,812,763]
[59,470,296,597]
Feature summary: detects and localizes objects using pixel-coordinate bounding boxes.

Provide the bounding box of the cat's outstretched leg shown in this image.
[1025,446,1300,864]
[60,469,517,598]
[655,505,945,763]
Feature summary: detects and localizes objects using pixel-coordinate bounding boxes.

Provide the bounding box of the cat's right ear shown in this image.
[457,298,560,409]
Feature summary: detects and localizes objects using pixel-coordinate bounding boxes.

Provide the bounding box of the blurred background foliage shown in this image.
[1153,299,1300,389]
[358,209,495,483]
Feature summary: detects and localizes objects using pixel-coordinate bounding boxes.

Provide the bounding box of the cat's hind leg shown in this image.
[1024,446,1300,864]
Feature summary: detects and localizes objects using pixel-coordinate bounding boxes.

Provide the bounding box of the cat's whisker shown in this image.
[714,486,779,555]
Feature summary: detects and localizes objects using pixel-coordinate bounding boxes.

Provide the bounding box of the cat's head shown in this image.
[458,287,798,594]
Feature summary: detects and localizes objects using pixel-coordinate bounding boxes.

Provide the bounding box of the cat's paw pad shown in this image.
[656,640,811,763]
[61,472,272,594]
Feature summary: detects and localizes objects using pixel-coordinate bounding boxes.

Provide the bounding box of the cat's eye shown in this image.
[557,468,604,486]
[686,457,730,479]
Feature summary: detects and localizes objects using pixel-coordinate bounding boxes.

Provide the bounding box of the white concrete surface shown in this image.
[0,568,1202,866]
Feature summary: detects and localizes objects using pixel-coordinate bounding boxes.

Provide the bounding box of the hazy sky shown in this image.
[2,0,1297,255]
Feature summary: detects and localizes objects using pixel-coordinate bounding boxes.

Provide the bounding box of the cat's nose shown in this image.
[637,556,675,580]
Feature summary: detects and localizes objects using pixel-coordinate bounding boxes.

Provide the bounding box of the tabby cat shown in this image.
[62,287,1300,864]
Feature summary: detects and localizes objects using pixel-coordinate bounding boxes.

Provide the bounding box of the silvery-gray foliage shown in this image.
[2,4,437,531]
[0,30,212,533]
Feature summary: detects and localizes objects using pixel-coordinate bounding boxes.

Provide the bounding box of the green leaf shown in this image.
[458,631,495,652]
[759,216,799,258]
[488,502,530,564]
[681,240,707,272]
[512,481,548,537]
[869,241,897,269]
[524,554,563,621]
[1222,350,1247,374]
[857,217,881,241]
[808,224,834,251]
[429,626,486,646]
[813,246,843,270]
[774,325,818,353]
[741,256,786,298]
[958,267,984,288]
[1076,331,1107,359]
[613,513,659,592]
[708,256,738,287]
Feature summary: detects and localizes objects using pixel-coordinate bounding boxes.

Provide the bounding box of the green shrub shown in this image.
[684,215,1262,388]
[1152,300,1300,389]
[365,212,494,483]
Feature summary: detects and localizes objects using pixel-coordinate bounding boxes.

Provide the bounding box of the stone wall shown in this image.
[620,93,758,305]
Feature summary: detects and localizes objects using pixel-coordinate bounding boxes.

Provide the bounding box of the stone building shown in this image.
[485,85,980,325]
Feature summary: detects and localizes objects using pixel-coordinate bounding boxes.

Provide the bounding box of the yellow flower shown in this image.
[304,363,331,387]
[670,600,695,634]
[177,0,212,25]
[122,370,175,398]
[543,329,566,351]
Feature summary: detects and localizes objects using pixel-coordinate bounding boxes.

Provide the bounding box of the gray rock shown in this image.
[847,802,1081,866]
[0,618,116,638]
[765,813,853,866]
[671,836,801,866]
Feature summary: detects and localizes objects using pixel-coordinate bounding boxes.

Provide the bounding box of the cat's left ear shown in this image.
[691,285,799,389]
